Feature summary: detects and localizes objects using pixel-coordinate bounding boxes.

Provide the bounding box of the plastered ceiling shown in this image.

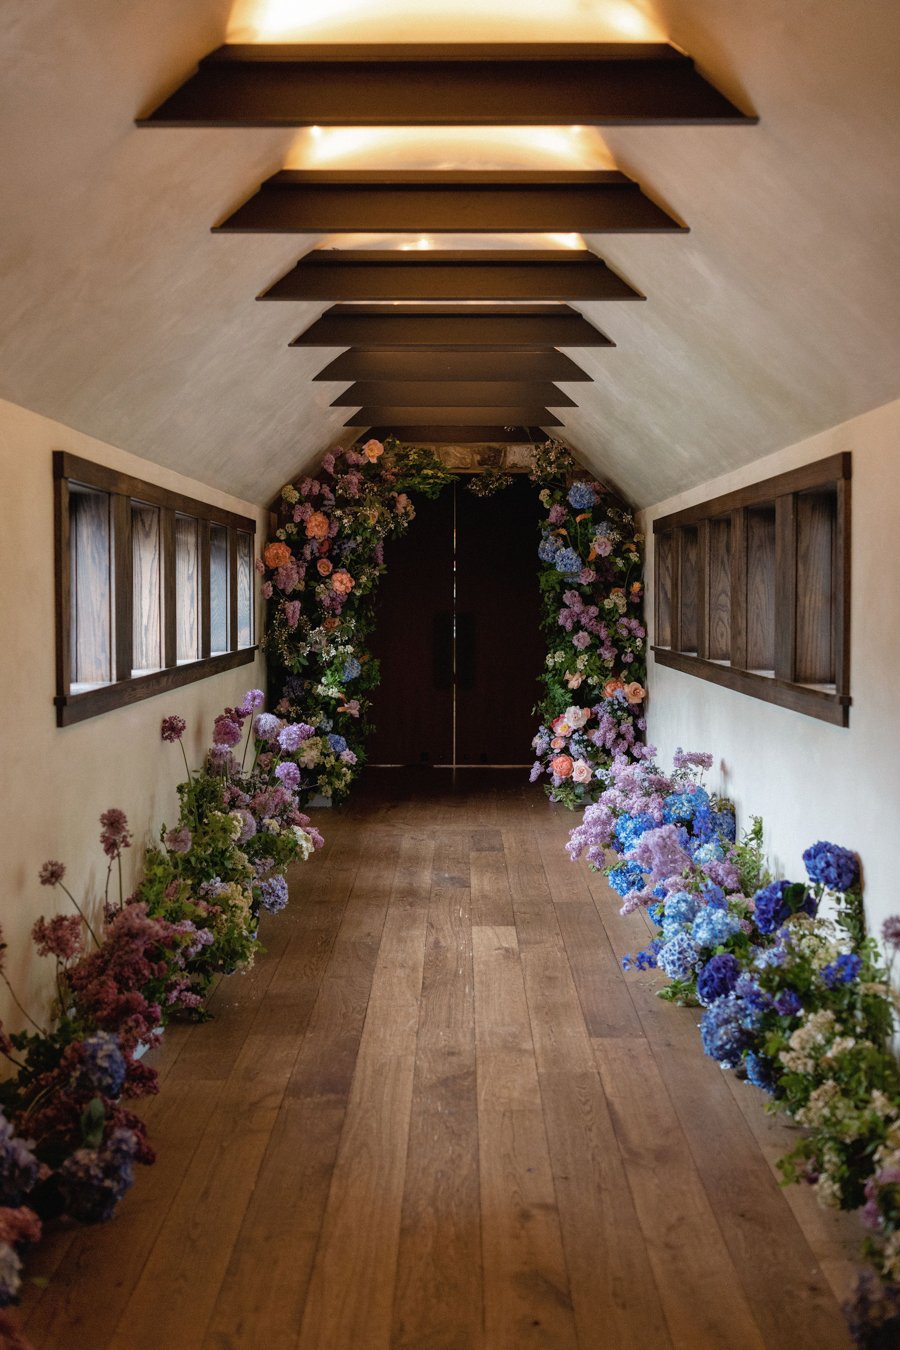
[1,0,899,507]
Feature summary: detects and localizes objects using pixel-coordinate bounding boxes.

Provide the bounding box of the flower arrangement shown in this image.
[568,748,900,1346]
[529,440,647,806]
[261,437,452,802]
[0,690,324,1339]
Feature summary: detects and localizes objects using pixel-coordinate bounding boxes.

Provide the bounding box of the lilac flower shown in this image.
[78,1033,127,1099]
[254,713,283,743]
[672,748,714,772]
[278,723,315,752]
[0,1112,39,1207]
[38,860,65,887]
[696,953,741,1006]
[99,809,132,860]
[58,1128,138,1223]
[802,841,859,893]
[160,715,186,743]
[260,875,289,915]
[212,714,243,748]
[275,762,301,791]
[163,827,192,855]
[627,824,692,888]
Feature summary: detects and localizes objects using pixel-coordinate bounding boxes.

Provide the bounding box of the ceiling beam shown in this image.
[344,406,562,426]
[259,249,644,302]
[313,348,594,382]
[292,304,612,348]
[331,381,577,408]
[217,171,683,234]
[138,43,755,127]
[363,425,549,444]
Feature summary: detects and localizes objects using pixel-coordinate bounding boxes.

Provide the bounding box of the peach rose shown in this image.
[331,570,354,595]
[263,541,292,570]
[564,670,584,690]
[572,758,593,784]
[624,681,646,704]
[603,678,624,699]
[305,511,329,539]
[317,558,333,576]
[550,754,574,779]
[394,492,410,513]
[550,737,567,750]
[362,439,384,462]
[322,617,340,631]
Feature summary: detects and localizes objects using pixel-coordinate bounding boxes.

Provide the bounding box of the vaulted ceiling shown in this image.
[2,0,899,507]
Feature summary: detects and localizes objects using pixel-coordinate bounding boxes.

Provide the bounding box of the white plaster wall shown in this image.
[0,398,268,1030]
[642,395,900,940]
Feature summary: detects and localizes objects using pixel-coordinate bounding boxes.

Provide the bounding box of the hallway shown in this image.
[18,772,858,1350]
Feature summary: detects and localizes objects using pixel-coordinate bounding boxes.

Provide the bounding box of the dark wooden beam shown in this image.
[217,170,683,234]
[314,348,594,382]
[292,304,612,348]
[259,250,644,301]
[363,425,549,443]
[138,43,755,126]
[331,382,577,408]
[344,406,562,426]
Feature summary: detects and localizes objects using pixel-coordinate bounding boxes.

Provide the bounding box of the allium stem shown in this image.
[59,881,101,948]
[0,972,46,1036]
[180,739,192,783]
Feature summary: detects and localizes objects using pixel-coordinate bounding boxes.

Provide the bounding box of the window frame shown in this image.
[652,452,851,726]
[54,451,257,726]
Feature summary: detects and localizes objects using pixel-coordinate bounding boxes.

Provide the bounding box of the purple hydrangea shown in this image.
[78,1033,127,1099]
[58,1128,138,1223]
[0,1111,39,1207]
[254,713,283,743]
[802,841,859,893]
[163,826,192,855]
[773,988,803,1016]
[278,723,315,753]
[238,689,265,715]
[274,762,301,791]
[260,874,289,915]
[696,953,741,1006]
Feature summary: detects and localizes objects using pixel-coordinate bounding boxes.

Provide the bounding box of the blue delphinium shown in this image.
[692,905,741,950]
[802,841,859,893]
[696,953,741,1006]
[58,1128,138,1224]
[567,481,597,510]
[554,547,583,574]
[657,932,699,981]
[607,859,648,898]
[700,992,756,1068]
[260,874,289,914]
[0,1110,39,1207]
[78,1033,127,1100]
[822,952,863,987]
[621,938,663,972]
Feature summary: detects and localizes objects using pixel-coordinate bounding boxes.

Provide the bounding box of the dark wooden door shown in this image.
[367,477,544,765]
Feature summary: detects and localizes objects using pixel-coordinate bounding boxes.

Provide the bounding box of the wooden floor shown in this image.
[20,770,861,1350]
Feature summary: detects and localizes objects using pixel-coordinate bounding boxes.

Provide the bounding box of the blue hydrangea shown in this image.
[802,841,859,893]
[752,879,816,935]
[537,534,561,562]
[657,932,700,981]
[79,1033,126,1099]
[822,953,863,988]
[700,992,756,1068]
[691,840,724,866]
[328,733,348,754]
[744,1050,777,1094]
[699,881,727,909]
[663,786,710,826]
[773,987,803,1016]
[58,1128,137,1224]
[691,905,741,950]
[260,874,289,914]
[696,953,741,1006]
[661,890,699,938]
[554,547,583,574]
[606,859,648,898]
[0,1110,39,1207]
[733,974,772,1020]
[567,481,597,510]
[341,657,361,682]
[613,812,656,853]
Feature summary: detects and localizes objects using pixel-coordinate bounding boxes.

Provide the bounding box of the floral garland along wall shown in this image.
[261,436,648,805]
[568,747,900,1347]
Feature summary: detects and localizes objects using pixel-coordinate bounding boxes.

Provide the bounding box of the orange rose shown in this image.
[263,541,292,570]
[305,511,329,539]
[603,678,624,699]
[550,754,574,779]
[317,558,333,576]
[331,570,354,595]
[624,681,646,704]
[362,439,384,462]
[322,617,340,631]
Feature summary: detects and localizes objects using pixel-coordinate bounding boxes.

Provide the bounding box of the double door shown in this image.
[367,476,545,766]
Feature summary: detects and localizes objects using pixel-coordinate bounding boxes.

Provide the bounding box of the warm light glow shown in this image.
[285,125,614,172]
[416,237,432,250]
[545,233,585,250]
[228,0,664,44]
[317,231,587,252]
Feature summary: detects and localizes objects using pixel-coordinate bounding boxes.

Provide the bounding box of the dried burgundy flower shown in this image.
[99,809,132,860]
[160,714,186,743]
[38,860,65,887]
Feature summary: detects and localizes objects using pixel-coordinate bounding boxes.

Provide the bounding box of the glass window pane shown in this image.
[131,501,161,675]
[175,515,200,663]
[237,531,253,648]
[210,523,229,655]
[69,485,112,689]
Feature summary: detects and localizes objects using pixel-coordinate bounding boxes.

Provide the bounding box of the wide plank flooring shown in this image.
[19,770,860,1349]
